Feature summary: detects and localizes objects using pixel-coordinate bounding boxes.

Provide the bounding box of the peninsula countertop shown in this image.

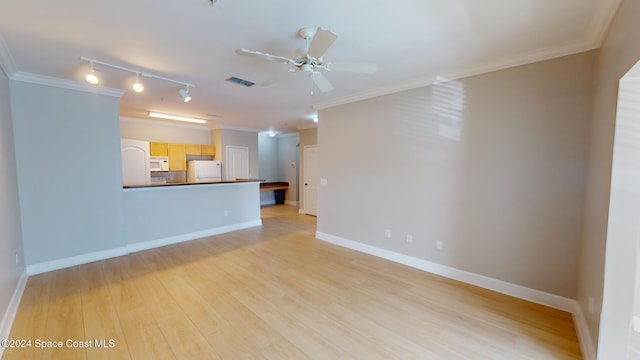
[123,179,263,189]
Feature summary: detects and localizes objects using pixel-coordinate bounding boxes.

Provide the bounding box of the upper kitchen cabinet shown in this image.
[201,145,216,156]
[167,143,186,171]
[150,142,168,156]
[185,144,202,155]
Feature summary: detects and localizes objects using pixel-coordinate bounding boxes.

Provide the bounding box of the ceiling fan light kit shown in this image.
[236,26,378,93]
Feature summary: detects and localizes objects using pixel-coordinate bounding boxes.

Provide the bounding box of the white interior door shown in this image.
[226,146,249,181]
[303,145,318,216]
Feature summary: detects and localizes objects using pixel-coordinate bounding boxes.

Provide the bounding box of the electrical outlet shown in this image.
[436,241,444,250]
[384,229,391,238]
[320,178,328,186]
[406,234,413,243]
[223,210,229,217]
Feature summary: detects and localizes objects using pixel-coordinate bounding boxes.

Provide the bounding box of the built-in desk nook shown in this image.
[260,181,289,204]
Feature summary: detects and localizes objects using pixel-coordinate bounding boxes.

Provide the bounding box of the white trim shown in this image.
[315,231,597,357]
[314,41,596,111]
[0,34,17,78]
[316,231,576,310]
[213,124,259,133]
[285,200,298,206]
[126,220,262,253]
[571,301,596,360]
[11,72,124,97]
[120,116,210,130]
[27,220,262,275]
[26,247,128,275]
[0,270,28,358]
[261,200,276,206]
[586,0,622,47]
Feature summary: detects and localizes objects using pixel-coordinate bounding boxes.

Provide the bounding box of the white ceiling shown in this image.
[0,0,620,133]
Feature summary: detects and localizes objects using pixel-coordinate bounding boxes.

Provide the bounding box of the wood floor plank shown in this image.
[4,205,582,359]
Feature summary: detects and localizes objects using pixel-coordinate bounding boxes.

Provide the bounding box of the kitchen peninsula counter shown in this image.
[122,180,262,253]
[123,179,263,189]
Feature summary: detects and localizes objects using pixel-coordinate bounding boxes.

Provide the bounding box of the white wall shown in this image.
[577,0,640,352]
[120,116,212,146]
[317,51,594,298]
[10,81,124,266]
[0,67,25,347]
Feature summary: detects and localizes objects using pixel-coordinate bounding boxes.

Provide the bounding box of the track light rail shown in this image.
[79,56,195,88]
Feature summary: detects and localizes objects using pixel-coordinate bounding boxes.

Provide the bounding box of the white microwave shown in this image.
[150,156,169,172]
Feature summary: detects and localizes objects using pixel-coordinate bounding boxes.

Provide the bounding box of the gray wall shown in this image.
[258,133,278,204]
[10,81,124,265]
[218,128,259,181]
[577,0,640,350]
[317,51,595,298]
[258,133,300,205]
[277,134,299,203]
[0,67,25,336]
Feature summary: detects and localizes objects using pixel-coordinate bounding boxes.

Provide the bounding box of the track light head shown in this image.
[132,73,144,93]
[85,63,100,85]
[178,86,192,102]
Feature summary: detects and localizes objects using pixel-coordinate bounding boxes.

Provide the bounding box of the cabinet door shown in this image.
[201,145,216,156]
[185,144,202,155]
[167,143,186,171]
[150,142,168,156]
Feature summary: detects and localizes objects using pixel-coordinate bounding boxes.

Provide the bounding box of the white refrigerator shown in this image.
[187,160,222,183]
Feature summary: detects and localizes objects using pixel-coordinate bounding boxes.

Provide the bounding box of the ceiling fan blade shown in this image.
[311,72,334,93]
[326,62,379,74]
[235,48,296,65]
[307,28,338,59]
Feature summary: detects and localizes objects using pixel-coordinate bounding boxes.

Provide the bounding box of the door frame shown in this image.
[301,145,318,216]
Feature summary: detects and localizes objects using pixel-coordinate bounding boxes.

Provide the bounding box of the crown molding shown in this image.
[586,0,622,47]
[212,124,259,133]
[0,34,17,78]
[12,72,124,97]
[314,39,597,110]
[296,123,318,131]
[120,116,211,130]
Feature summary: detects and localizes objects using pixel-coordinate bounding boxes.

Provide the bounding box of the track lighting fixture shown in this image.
[178,86,192,103]
[132,73,144,93]
[85,62,100,85]
[79,57,195,101]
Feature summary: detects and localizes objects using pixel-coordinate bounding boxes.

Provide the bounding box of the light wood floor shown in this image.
[3,205,582,359]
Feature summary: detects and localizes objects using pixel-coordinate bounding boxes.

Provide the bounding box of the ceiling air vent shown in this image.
[226,76,255,87]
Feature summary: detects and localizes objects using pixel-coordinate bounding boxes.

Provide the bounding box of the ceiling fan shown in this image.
[236,27,378,93]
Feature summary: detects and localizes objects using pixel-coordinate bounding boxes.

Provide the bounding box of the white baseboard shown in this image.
[260,200,276,206]
[27,220,263,275]
[27,247,128,275]
[570,301,596,360]
[0,270,28,358]
[126,220,262,253]
[285,200,299,206]
[315,231,593,356]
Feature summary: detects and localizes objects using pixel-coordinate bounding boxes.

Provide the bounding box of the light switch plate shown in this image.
[320,178,328,185]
